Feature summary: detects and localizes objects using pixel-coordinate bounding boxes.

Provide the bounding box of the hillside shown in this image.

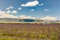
[0,18,60,23]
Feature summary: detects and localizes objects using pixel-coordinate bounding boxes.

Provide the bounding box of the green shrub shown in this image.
[39,35,47,38]
[0,38,4,40]
[6,37,15,40]
[50,36,58,40]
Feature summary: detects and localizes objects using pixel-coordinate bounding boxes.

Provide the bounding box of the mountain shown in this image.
[0,18,60,23]
[0,18,20,23]
[0,18,39,23]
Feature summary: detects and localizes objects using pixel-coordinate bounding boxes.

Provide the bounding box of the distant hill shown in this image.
[0,18,20,23]
[0,18,60,23]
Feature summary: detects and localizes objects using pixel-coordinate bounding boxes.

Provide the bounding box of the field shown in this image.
[0,23,60,40]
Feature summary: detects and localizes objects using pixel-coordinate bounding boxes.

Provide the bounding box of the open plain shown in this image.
[0,23,60,40]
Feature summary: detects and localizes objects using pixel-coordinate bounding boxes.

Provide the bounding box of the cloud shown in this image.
[0,10,58,20]
[6,10,11,13]
[18,7,22,10]
[44,9,49,11]
[39,3,44,6]
[6,6,14,10]
[31,9,34,11]
[11,10,17,14]
[5,10,17,14]
[0,10,18,18]
[10,6,14,9]
[21,1,39,7]
[6,6,17,14]
[0,10,35,19]
[0,10,5,13]
[19,15,35,19]
[6,7,10,10]
[40,16,57,21]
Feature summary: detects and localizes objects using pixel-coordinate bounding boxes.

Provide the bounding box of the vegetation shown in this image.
[0,23,60,40]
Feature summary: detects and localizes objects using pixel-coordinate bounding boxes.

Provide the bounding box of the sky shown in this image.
[0,0,60,20]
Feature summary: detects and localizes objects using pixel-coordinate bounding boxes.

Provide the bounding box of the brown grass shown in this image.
[0,23,60,40]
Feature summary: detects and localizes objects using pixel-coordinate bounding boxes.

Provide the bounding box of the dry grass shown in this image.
[0,23,60,40]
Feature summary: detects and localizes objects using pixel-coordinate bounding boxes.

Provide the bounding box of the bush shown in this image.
[49,35,58,40]
[38,35,47,38]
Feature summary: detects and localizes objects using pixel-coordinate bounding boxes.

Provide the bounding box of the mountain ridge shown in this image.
[0,18,60,23]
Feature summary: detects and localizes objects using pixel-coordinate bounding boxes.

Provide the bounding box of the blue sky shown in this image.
[0,0,60,20]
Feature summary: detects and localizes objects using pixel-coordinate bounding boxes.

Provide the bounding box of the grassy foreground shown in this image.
[0,23,60,40]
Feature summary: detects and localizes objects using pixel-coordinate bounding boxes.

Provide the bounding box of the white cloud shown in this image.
[18,7,22,10]
[6,6,17,14]
[5,10,17,14]
[11,10,17,14]
[0,10,35,19]
[44,9,49,11]
[6,7,10,10]
[6,6,14,10]
[0,10,5,13]
[39,3,44,6]
[0,10,58,20]
[21,1,39,7]
[10,6,14,9]
[40,16,57,21]
[31,9,34,11]
[0,10,18,18]
[19,15,35,19]
[6,10,11,13]
[5,6,17,14]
